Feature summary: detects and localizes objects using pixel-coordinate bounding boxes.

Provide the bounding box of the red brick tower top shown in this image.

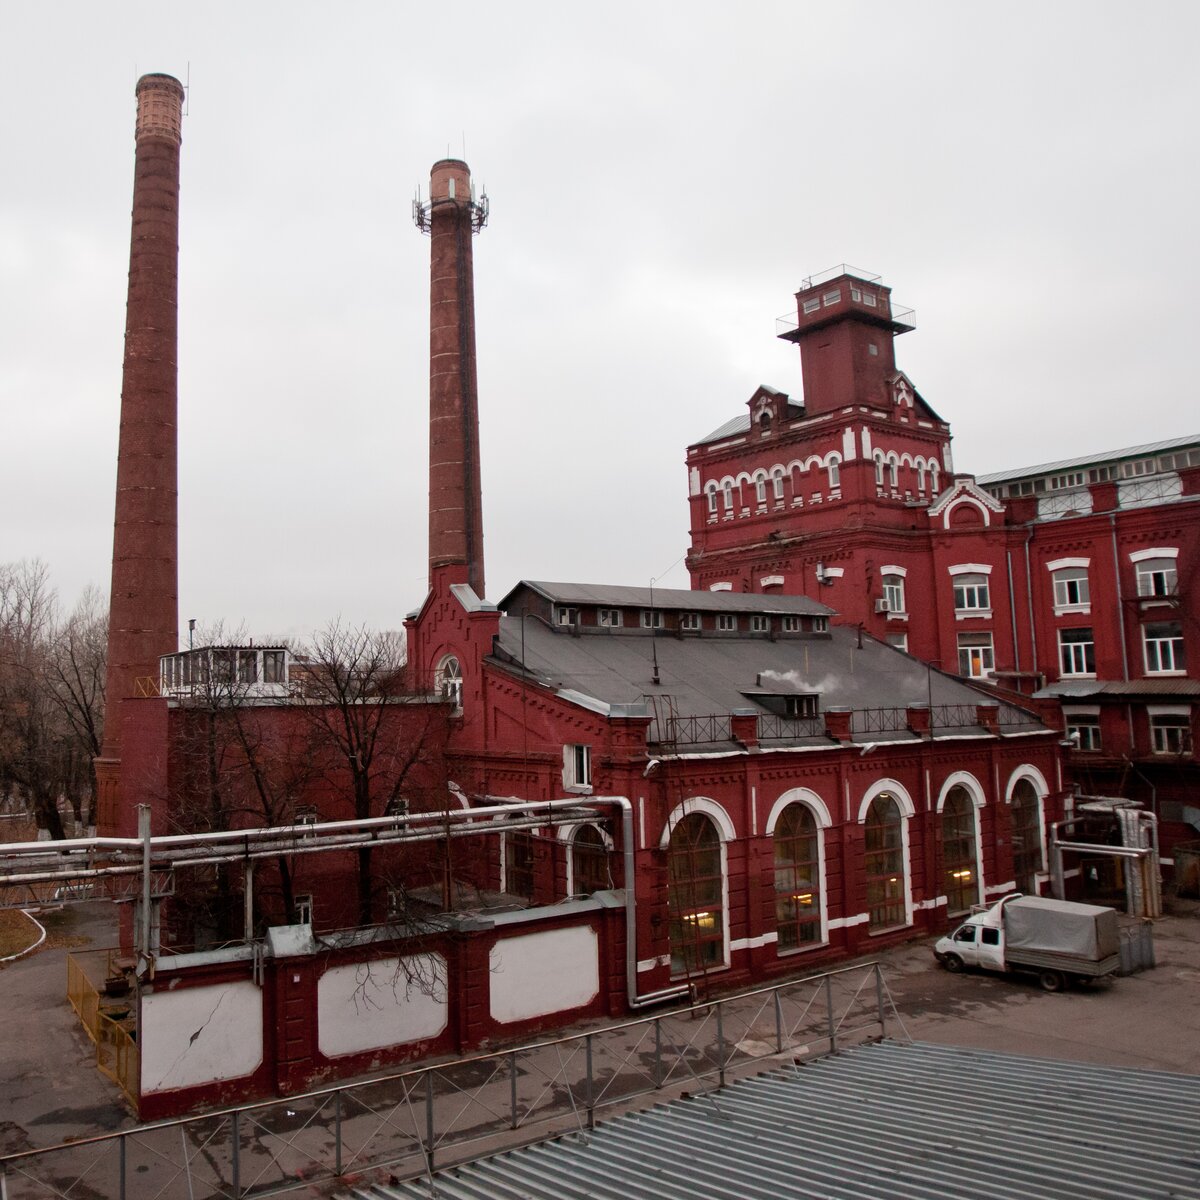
[777,266,915,415]
[96,73,184,835]
[415,159,489,599]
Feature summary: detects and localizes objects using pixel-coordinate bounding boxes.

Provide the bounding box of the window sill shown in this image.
[955,610,993,620]
[563,784,593,795]
[1144,670,1187,678]
[886,611,909,622]
[776,940,828,958]
[1059,673,1097,681]
[1052,605,1091,617]
[670,961,730,982]
[868,922,913,937]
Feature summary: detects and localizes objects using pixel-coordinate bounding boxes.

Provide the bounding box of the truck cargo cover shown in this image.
[1005,897,1119,958]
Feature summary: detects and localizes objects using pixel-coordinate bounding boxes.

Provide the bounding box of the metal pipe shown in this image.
[1110,513,1130,681]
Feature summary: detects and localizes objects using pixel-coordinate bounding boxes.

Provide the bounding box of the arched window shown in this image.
[888,457,899,489]
[705,486,719,515]
[916,461,927,493]
[1010,779,1043,893]
[436,656,462,707]
[941,786,979,914]
[505,831,534,900]
[571,824,610,896]
[874,454,884,486]
[827,456,841,490]
[755,475,767,505]
[722,481,734,512]
[864,795,905,929]
[667,813,725,974]
[771,468,785,501]
[774,805,821,950]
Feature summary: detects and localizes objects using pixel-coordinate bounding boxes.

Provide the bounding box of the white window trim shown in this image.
[934,772,988,910]
[559,822,614,898]
[879,564,908,577]
[1128,547,1179,564]
[562,744,593,794]
[1046,556,1091,572]
[857,780,915,932]
[659,797,735,974]
[1142,623,1186,675]
[764,788,832,953]
[948,562,994,576]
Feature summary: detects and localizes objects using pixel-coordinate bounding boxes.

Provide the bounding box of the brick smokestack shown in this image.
[420,159,488,598]
[95,74,184,837]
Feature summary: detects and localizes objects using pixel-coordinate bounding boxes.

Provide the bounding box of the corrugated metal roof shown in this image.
[976,434,1200,485]
[354,1040,1200,1200]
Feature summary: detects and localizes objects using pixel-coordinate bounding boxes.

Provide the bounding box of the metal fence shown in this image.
[65,952,139,1106]
[0,961,904,1200]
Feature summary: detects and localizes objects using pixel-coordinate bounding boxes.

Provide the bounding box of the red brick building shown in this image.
[683,265,1199,860]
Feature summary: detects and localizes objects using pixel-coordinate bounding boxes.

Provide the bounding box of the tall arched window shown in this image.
[827,456,841,490]
[941,786,979,914]
[864,795,906,929]
[1010,779,1044,893]
[774,805,821,950]
[667,813,725,974]
[436,656,462,707]
[571,824,610,897]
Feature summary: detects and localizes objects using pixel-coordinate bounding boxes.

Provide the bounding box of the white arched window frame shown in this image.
[916,459,927,493]
[771,467,786,501]
[874,452,885,486]
[765,789,832,951]
[660,798,735,974]
[558,821,615,898]
[754,472,768,506]
[1004,765,1050,894]
[887,454,900,489]
[935,771,988,909]
[1046,557,1091,614]
[705,484,719,515]
[435,654,463,709]
[857,780,915,930]
[721,480,734,512]
[825,453,842,491]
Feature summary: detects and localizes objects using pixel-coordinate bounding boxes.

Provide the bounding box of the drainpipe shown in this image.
[1109,514,1130,681]
[1022,531,1039,675]
[1006,550,1021,673]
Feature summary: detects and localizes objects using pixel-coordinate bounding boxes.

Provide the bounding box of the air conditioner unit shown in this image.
[874,598,891,613]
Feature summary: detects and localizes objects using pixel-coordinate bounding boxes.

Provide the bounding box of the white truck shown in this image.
[934,893,1120,992]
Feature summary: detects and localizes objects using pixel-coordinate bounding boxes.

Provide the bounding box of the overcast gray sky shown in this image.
[3,3,1197,642]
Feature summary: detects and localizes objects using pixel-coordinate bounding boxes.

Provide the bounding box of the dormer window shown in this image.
[717,614,738,632]
[641,610,664,629]
[680,613,701,631]
[436,656,463,708]
[555,606,578,626]
[785,695,819,719]
[599,608,622,628]
[750,615,769,633]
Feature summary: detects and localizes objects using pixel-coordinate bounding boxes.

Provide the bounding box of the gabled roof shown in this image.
[503,581,833,617]
[489,609,1046,747]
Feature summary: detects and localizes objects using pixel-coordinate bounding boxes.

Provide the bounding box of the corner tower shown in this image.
[95,73,185,837]
[415,160,489,599]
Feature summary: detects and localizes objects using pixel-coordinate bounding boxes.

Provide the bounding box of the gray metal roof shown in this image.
[353,1040,1200,1200]
[1036,678,1200,700]
[976,433,1200,485]
[490,614,1045,743]
[508,581,834,617]
[695,412,752,444]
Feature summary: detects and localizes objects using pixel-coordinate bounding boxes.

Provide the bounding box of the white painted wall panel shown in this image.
[317,955,447,1058]
[141,981,263,1094]
[489,927,599,1024]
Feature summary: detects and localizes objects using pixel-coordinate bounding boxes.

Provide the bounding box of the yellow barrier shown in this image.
[97,1010,139,1106]
[67,951,139,1104]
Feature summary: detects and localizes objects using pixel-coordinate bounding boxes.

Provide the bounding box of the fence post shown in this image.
[509,1052,519,1130]
[716,1002,726,1088]
[774,988,783,1054]
[585,1033,595,1131]
[824,974,836,1054]
[119,1132,127,1200]
[654,1018,663,1088]
[875,964,887,1039]
[334,1090,343,1177]
[425,1071,436,1174]
[231,1110,241,1200]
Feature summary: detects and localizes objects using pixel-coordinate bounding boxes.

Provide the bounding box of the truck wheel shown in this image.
[942,954,964,973]
[1039,970,1066,993]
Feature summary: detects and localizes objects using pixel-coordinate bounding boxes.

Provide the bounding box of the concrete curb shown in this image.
[0,909,48,963]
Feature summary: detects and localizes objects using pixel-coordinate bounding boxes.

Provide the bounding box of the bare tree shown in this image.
[298,620,448,927]
[44,585,107,831]
[0,561,79,839]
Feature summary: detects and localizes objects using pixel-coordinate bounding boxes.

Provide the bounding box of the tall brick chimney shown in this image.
[416,159,488,599]
[95,74,185,837]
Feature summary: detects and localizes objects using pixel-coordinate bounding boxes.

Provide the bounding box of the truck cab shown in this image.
[940,915,1005,973]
